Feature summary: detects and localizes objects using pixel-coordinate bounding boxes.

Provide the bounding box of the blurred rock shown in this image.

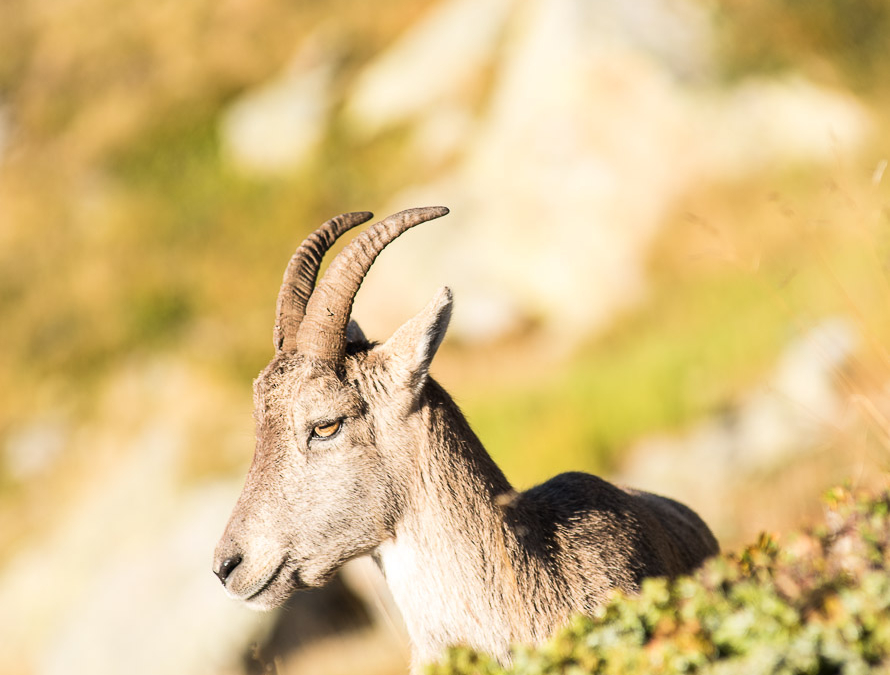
[695,77,871,177]
[219,35,337,175]
[345,0,511,137]
[618,317,859,536]
[0,357,408,675]
[3,413,68,480]
[0,360,269,675]
[345,0,870,347]
[37,482,266,675]
[211,0,871,347]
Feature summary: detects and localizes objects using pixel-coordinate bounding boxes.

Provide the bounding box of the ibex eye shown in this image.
[311,419,342,440]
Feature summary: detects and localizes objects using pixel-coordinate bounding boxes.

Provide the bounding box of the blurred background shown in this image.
[1,0,889,673]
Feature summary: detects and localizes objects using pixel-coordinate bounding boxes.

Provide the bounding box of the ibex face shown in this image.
[214,357,392,607]
[213,207,451,609]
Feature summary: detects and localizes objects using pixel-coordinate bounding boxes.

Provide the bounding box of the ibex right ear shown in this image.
[376,286,452,400]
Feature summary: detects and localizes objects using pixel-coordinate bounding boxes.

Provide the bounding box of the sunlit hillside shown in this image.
[0,0,888,674]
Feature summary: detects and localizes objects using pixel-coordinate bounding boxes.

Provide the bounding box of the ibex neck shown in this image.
[376,380,544,667]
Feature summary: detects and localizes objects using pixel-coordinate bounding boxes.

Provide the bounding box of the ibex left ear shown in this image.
[346,319,367,345]
[377,286,452,399]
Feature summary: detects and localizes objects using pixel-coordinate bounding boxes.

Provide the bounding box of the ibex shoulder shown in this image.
[512,472,718,606]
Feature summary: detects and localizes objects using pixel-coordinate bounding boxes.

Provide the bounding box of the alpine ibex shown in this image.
[213,207,719,669]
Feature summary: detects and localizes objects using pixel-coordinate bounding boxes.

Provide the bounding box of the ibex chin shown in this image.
[214,207,719,669]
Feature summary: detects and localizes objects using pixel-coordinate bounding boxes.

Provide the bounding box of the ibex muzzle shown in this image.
[214,207,718,666]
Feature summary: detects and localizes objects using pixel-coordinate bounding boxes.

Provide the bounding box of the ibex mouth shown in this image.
[244,559,288,604]
[238,558,317,609]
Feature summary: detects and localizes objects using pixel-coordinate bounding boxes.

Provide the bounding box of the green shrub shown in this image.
[428,487,890,675]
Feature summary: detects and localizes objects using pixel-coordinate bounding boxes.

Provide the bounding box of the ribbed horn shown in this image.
[274,211,374,352]
[295,206,450,362]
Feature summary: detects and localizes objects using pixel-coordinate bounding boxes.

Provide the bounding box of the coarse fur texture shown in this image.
[214,208,719,672]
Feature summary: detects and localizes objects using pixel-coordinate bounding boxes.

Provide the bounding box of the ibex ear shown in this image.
[346,319,367,345]
[377,286,452,399]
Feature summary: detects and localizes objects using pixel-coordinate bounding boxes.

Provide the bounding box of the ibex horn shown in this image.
[274,211,374,352]
[295,206,450,362]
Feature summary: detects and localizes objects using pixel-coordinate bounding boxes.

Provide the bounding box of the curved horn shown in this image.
[295,206,450,362]
[274,211,374,352]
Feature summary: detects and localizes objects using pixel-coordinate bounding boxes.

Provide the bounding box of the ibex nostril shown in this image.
[215,555,242,585]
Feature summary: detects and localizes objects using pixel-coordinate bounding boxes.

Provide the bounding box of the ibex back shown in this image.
[213,207,719,669]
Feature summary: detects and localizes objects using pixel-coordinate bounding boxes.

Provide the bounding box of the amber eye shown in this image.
[311,419,342,440]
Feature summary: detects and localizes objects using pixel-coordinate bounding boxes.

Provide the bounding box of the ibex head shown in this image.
[213,207,451,609]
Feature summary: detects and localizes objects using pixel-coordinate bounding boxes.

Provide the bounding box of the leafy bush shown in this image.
[428,486,890,675]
